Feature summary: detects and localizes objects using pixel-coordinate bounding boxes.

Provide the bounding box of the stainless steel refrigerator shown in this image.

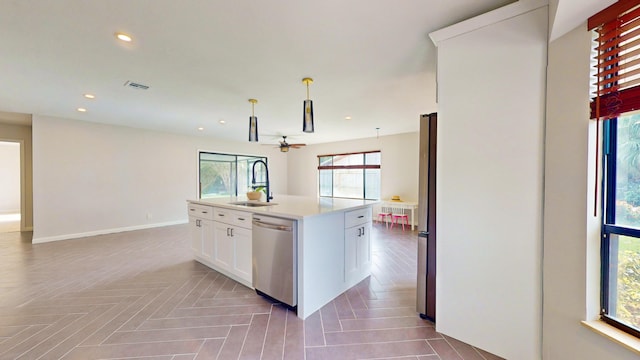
[417,113,437,321]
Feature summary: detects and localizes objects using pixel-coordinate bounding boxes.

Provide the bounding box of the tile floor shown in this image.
[0,223,502,359]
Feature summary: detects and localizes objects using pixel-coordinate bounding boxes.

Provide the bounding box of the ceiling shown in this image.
[0,0,516,145]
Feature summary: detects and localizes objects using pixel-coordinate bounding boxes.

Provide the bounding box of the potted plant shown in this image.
[246,186,266,201]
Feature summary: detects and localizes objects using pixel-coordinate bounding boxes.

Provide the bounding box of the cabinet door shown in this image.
[232,227,252,283]
[200,219,214,261]
[189,216,202,254]
[213,222,233,272]
[358,223,372,272]
[345,226,360,281]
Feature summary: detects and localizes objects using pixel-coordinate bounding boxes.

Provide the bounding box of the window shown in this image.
[602,113,640,337]
[318,151,380,200]
[591,1,640,338]
[199,152,266,199]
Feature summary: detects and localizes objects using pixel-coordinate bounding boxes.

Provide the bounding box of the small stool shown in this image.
[390,212,409,231]
[377,212,392,228]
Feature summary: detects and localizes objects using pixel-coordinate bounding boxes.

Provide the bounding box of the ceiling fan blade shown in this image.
[289,143,306,147]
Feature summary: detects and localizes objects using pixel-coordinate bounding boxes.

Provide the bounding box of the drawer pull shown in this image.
[357,215,364,218]
[238,217,245,221]
[202,211,208,214]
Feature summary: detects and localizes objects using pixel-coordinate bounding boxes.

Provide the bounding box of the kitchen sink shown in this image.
[229,201,277,207]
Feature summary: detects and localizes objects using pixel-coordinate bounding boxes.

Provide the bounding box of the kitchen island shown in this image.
[187,195,377,319]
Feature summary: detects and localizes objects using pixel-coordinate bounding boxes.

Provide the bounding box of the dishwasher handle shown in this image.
[253,219,293,232]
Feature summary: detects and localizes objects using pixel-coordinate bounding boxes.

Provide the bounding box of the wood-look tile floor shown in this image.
[0,223,502,360]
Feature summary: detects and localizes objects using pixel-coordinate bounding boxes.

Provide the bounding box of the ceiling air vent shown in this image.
[123,81,149,90]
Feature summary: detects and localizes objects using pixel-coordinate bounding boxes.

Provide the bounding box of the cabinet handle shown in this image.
[230,228,234,237]
[226,228,230,236]
[218,214,225,217]
[358,228,362,236]
[196,219,200,227]
[190,208,195,212]
[202,211,208,214]
[238,217,245,221]
[358,215,364,218]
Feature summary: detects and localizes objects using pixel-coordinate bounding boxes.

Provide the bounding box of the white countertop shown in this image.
[188,195,378,220]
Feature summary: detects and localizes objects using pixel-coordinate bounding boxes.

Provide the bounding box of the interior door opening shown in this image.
[0,141,21,233]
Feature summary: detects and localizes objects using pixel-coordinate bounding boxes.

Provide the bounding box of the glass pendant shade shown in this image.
[248,98,259,142]
[302,78,314,133]
[303,99,314,133]
[249,116,258,142]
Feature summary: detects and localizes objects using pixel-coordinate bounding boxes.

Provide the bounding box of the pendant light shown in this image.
[248,99,258,142]
[302,77,314,133]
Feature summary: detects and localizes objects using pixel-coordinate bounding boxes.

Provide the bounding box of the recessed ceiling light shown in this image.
[219,120,226,124]
[345,116,352,120]
[198,127,204,131]
[77,108,87,112]
[83,94,95,99]
[115,32,132,42]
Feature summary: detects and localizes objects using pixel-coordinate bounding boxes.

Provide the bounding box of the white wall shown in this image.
[0,141,20,213]
[550,0,616,41]
[32,115,287,243]
[433,6,547,359]
[31,115,415,242]
[543,24,638,360]
[286,132,419,203]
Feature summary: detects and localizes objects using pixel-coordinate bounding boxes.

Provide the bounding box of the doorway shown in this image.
[0,141,21,233]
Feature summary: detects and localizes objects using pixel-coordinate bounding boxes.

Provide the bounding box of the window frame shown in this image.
[317,150,381,200]
[601,115,640,339]
[198,151,267,199]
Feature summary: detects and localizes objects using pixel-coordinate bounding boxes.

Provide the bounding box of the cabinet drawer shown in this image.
[213,208,252,229]
[213,207,233,223]
[231,211,252,229]
[345,207,372,228]
[187,203,214,220]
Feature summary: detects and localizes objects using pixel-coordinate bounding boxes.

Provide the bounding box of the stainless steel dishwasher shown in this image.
[252,215,297,309]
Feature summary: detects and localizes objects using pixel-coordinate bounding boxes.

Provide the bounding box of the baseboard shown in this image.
[32,220,188,244]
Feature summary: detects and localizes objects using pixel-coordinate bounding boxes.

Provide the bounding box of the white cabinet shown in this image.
[188,203,252,287]
[213,221,234,272]
[212,207,253,286]
[344,207,372,287]
[232,227,252,281]
[188,204,214,261]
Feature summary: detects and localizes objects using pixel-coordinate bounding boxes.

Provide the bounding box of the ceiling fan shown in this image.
[277,136,306,152]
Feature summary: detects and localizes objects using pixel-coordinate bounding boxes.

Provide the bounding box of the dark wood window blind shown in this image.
[589,0,640,120]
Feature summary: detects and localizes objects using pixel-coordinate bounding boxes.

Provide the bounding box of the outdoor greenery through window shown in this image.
[199,152,267,199]
[318,151,380,200]
[603,112,640,337]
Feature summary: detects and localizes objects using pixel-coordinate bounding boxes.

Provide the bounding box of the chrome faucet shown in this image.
[252,160,273,202]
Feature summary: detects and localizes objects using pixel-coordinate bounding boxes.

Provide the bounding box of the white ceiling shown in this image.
[0,0,517,145]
